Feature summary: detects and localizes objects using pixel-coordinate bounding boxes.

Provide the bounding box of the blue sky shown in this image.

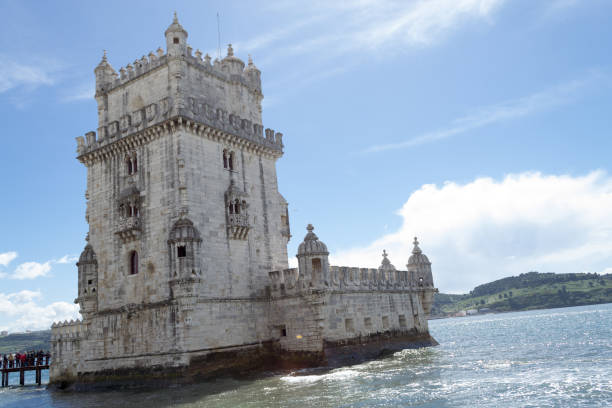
[1,0,612,332]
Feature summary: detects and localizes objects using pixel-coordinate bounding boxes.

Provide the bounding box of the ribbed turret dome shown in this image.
[165,12,188,37]
[79,245,97,263]
[297,224,329,256]
[407,237,430,266]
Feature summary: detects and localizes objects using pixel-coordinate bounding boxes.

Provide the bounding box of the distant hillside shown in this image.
[0,330,51,354]
[432,272,612,317]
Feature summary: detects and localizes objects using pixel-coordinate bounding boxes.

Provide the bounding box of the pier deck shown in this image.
[1,365,49,387]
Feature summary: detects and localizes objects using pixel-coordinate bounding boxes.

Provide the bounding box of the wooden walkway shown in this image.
[1,365,49,387]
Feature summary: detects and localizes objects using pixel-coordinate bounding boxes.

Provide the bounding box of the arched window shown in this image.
[133,155,138,173]
[223,150,228,169]
[129,251,139,275]
[234,199,240,214]
[126,158,133,175]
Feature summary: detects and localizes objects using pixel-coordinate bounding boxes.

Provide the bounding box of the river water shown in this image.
[1,303,610,407]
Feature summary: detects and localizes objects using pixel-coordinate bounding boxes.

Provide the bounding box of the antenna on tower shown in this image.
[216,12,221,60]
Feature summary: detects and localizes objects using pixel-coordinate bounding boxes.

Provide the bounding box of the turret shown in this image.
[94,50,117,93]
[407,237,435,314]
[221,44,245,76]
[379,250,397,285]
[76,243,98,320]
[297,224,329,288]
[244,55,262,94]
[165,12,188,57]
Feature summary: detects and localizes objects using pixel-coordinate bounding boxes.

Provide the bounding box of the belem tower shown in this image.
[50,15,438,388]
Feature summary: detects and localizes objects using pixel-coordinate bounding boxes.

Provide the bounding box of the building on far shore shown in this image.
[50,14,438,389]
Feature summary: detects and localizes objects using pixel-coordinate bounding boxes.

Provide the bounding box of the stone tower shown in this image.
[51,15,437,388]
[77,14,289,311]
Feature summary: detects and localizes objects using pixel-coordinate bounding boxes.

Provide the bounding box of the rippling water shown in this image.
[1,303,610,407]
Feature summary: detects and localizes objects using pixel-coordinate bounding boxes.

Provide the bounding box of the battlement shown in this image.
[75,103,283,159]
[50,319,85,341]
[268,265,434,298]
[98,46,261,97]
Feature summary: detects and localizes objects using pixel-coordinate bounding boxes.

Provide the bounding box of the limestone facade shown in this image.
[50,15,437,387]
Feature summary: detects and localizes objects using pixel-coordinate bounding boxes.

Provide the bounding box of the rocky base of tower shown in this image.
[48,331,437,392]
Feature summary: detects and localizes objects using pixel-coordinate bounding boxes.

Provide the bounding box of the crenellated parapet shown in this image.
[75,99,283,160]
[268,226,437,300]
[97,44,261,98]
[51,319,85,342]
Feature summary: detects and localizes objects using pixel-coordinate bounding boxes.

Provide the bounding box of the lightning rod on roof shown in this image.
[217,12,221,60]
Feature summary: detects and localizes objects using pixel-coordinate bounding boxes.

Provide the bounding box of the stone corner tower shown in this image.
[74,13,290,314]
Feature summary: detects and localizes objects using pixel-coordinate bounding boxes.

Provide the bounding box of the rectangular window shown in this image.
[399,315,407,329]
[382,316,389,329]
[177,246,187,258]
[312,258,322,273]
[364,317,372,330]
[280,325,287,337]
[345,318,355,333]
[88,280,92,285]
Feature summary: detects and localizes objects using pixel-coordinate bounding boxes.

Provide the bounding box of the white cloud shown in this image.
[0,251,17,267]
[236,0,507,96]
[0,55,58,93]
[60,82,94,102]
[363,70,607,153]
[11,261,52,280]
[330,171,612,293]
[0,290,80,333]
[55,255,78,264]
[255,0,506,59]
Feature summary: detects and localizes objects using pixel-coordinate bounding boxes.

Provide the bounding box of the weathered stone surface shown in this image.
[51,14,438,389]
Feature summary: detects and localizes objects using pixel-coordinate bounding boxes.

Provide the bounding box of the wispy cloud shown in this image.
[0,252,18,267]
[362,70,607,153]
[0,55,61,94]
[236,0,508,98]
[60,82,94,103]
[256,0,506,61]
[55,255,78,264]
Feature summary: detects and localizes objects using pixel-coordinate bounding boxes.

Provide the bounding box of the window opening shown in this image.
[129,251,139,275]
[173,37,179,44]
[228,152,234,170]
[223,150,228,169]
[177,246,187,258]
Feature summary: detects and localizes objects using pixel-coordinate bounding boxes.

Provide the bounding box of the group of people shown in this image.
[1,351,50,369]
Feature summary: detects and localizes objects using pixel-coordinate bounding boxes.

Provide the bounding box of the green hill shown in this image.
[431,272,612,317]
[0,330,51,354]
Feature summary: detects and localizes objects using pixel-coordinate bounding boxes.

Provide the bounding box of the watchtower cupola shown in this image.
[297,224,330,287]
[407,237,434,288]
[165,12,188,57]
[94,50,117,93]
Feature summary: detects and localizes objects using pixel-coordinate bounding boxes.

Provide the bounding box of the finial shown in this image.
[382,249,388,259]
[102,49,107,62]
[248,54,253,65]
[412,237,422,254]
[227,43,234,57]
[307,224,314,232]
[173,11,179,23]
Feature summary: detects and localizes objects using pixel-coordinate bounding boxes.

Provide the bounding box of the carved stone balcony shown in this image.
[115,216,141,242]
[227,214,250,240]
